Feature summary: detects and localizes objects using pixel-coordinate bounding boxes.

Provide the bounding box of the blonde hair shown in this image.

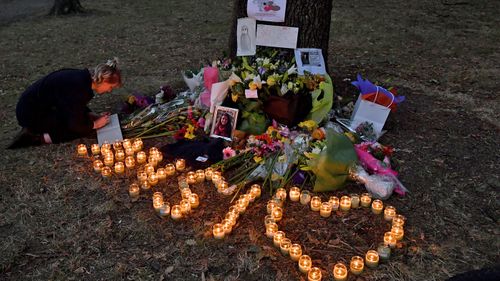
[90,57,122,85]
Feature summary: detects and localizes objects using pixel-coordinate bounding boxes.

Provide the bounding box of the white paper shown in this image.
[245,89,258,99]
[294,48,326,75]
[350,96,391,135]
[237,18,257,56]
[209,81,229,113]
[247,0,286,22]
[256,24,298,49]
[97,114,123,146]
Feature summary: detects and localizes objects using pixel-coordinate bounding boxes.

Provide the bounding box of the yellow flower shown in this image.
[127,95,136,104]
[298,120,317,131]
[267,76,276,86]
[231,92,239,102]
[253,156,263,163]
[249,81,258,90]
[184,124,195,139]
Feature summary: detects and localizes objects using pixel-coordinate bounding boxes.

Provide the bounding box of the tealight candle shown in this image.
[93,160,104,173]
[125,156,135,169]
[371,199,384,215]
[153,199,164,213]
[101,142,111,152]
[289,186,301,202]
[350,256,364,275]
[125,147,134,156]
[272,206,283,222]
[180,199,191,214]
[240,194,251,207]
[189,193,199,208]
[360,193,372,207]
[329,196,340,211]
[392,214,406,227]
[225,213,238,227]
[236,199,247,214]
[289,244,302,261]
[148,156,158,167]
[112,141,122,151]
[365,250,379,268]
[132,138,143,152]
[171,205,182,220]
[159,202,170,218]
[114,162,125,174]
[144,164,155,175]
[212,171,222,185]
[272,197,284,208]
[377,243,391,261]
[77,144,87,156]
[204,167,213,181]
[384,232,397,248]
[164,164,175,176]
[350,193,360,208]
[195,170,205,183]
[384,205,396,221]
[310,196,322,211]
[391,225,404,241]
[275,188,287,201]
[91,144,100,155]
[221,219,232,234]
[267,200,277,214]
[180,188,192,200]
[148,172,158,186]
[300,190,312,205]
[136,151,147,164]
[320,202,332,218]
[249,184,261,200]
[265,222,278,238]
[218,181,229,194]
[273,231,285,247]
[101,166,112,178]
[186,171,196,184]
[152,191,163,201]
[264,215,275,226]
[280,238,292,256]
[103,154,114,167]
[137,171,148,182]
[155,151,163,163]
[115,150,125,161]
[213,223,225,239]
[156,168,166,180]
[149,147,158,154]
[340,196,351,211]
[175,159,186,172]
[308,267,322,281]
[298,255,312,274]
[128,183,140,201]
[333,263,348,281]
[122,139,132,149]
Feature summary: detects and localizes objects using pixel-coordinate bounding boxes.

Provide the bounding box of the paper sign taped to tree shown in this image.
[237,18,257,56]
[350,95,390,136]
[97,114,123,146]
[256,24,298,49]
[247,0,286,22]
[294,48,326,75]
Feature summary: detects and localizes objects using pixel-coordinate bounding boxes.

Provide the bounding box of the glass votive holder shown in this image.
[122,138,132,149]
[392,214,406,227]
[350,256,364,275]
[114,162,125,174]
[180,188,192,200]
[391,225,404,241]
[310,196,322,211]
[180,199,191,214]
[77,144,87,157]
[112,140,122,151]
[128,183,140,201]
[320,202,332,218]
[289,244,302,261]
[137,171,148,182]
[212,171,222,184]
[165,164,176,176]
[132,138,143,152]
[213,223,225,239]
[267,200,277,214]
[158,202,170,218]
[264,215,275,226]
[171,205,182,220]
[298,255,312,274]
[384,205,396,221]
[115,150,125,161]
[221,219,232,234]
[377,243,391,261]
[280,238,292,256]
[300,190,312,205]
[371,199,384,215]
[329,196,340,210]
[333,263,348,281]
[148,172,158,186]
[144,164,155,175]
[308,267,322,281]
[156,168,167,181]
[275,187,287,201]
[186,171,196,185]
[189,193,200,209]
[91,144,100,155]
[125,156,135,169]
[273,231,285,247]
[140,180,150,190]
[103,154,114,167]
[204,167,214,181]
[272,206,283,222]
[360,193,372,207]
[175,159,186,172]
[93,159,104,173]
[340,195,351,211]
[195,170,205,183]
[365,250,379,268]
[265,222,278,238]
[249,184,261,200]
[289,186,301,202]
[101,166,112,178]
[350,193,360,208]
[383,232,397,248]
[136,151,147,164]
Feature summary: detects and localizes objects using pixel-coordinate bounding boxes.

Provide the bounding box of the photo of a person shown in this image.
[240,25,251,52]
[210,106,238,140]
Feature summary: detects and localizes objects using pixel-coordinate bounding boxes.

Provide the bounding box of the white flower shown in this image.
[287,64,297,75]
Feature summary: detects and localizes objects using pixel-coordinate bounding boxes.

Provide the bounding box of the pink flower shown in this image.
[197,117,205,128]
[222,147,236,160]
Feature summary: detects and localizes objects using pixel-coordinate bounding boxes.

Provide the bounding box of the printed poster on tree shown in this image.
[247,0,286,23]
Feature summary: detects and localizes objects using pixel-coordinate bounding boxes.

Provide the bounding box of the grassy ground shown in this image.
[0,0,499,280]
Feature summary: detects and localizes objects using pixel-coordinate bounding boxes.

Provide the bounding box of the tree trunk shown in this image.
[229,0,333,67]
[49,0,85,16]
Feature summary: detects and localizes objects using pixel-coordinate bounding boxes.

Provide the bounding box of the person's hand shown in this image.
[93,114,110,129]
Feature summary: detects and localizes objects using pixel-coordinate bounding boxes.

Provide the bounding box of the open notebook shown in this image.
[97,114,123,145]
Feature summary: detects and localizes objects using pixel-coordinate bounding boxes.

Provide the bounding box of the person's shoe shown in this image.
[6,128,43,149]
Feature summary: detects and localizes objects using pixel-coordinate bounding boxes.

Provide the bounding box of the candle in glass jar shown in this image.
[122,139,131,149]
[221,219,232,234]
[152,197,164,213]
[180,199,191,214]
[225,213,237,227]
[360,193,372,207]
[267,200,277,214]
[289,186,301,202]
[101,166,112,178]
[249,184,261,200]
[235,199,246,214]
[189,193,199,209]
[93,160,104,173]
[148,155,158,167]
[186,171,196,185]
[298,255,312,274]
[265,222,278,238]
[114,162,125,174]
[350,256,364,275]
[115,150,125,161]
[365,250,379,268]
[371,199,384,215]
[340,196,351,211]
[136,151,147,164]
[212,171,222,185]
[181,188,192,200]
[101,142,111,152]
[273,231,285,247]
[77,144,87,156]
[103,154,114,167]
[91,144,100,155]
[140,180,150,190]
[383,232,397,248]
[204,167,213,181]
[156,168,166,180]
[275,188,287,201]
[384,205,396,221]
[175,159,186,171]
[148,172,158,186]
[350,193,360,208]
[333,263,348,281]
[165,164,176,176]
[310,196,322,211]
[280,238,291,256]
[289,244,302,261]
[391,225,404,241]
[329,196,340,211]
[128,183,140,201]
[213,223,225,239]
[159,202,170,218]
[392,214,406,227]
[125,147,134,156]
[320,202,332,218]
[194,170,205,183]
[144,164,155,175]
[113,140,122,151]
[377,243,391,261]
[132,138,143,152]
[308,267,322,281]
[272,206,283,222]
[171,205,182,220]
[125,156,135,169]
[300,190,312,205]
[137,171,148,182]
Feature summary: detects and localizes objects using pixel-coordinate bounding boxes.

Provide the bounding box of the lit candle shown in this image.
[377,243,391,261]
[280,238,292,256]
[122,138,132,149]
[273,197,284,208]
[93,160,104,173]
[195,170,205,182]
[371,199,384,215]
[165,164,176,176]
[144,164,155,175]
[204,167,213,181]
[392,214,406,227]
[272,206,283,222]
[329,196,340,211]
[77,144,87,156]
[320,202,332,218]
[264,215,275,226]
[340,196,351,211]
[155,151,163,163]
[391,225,404,241]
[218,181,229,194]
[298,255,312,274]
[140,180,150,190]
[308,267,322,281]
[125,156,135,169]
[310,196,321,212]
[148,172,158,186]
[136,151,147,164]
[156,168,166,180]
[180,199,191,214]
[171,205,182,220]
[175,159,186,171]
[384,205,396,221]
[350,256,364,275]
[267,200,277,214]
[115,150,125,161]
[101,166,112,178]
[212,171,222,185]
[180,188,192,200]
[186,171,196,185]
[350,194,360,208]
[103,154,114,167]
[365,250,379,268]
[189,193,199,209]
[225,213,238,227]
[132,138,143,152]
[91,144,100,155]
[137,171,148,182]
[114,162,125,174]
[152,194,163,213]
[289,186,301,202]
[128,183,140,202]
[289,244,302,261]
[275,188,287,201]
[159,202,170,218]
[333,263,348,281]
[265,222,278,238]
[148,155,158,167]
[221,219,232,234]
[236,199,247,214]
[113,140,122,151]
[213,223,225,239]
[101,142,111,152]
[300,190,312,205]
[360,193,372,207]
[228,206,240,218]
[125,147,134,156]
[240,194,251,207]
[383,231,397,248]
[273,231,285,247]
[249,184,261,201]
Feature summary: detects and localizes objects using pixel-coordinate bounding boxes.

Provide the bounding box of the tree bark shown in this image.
[229,0,333,67]
[49,0,85,16]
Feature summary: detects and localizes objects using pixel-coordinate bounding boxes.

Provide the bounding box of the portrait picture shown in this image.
[210,106,239,141]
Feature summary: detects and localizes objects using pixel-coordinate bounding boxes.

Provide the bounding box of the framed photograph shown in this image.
[210,106,239,141]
